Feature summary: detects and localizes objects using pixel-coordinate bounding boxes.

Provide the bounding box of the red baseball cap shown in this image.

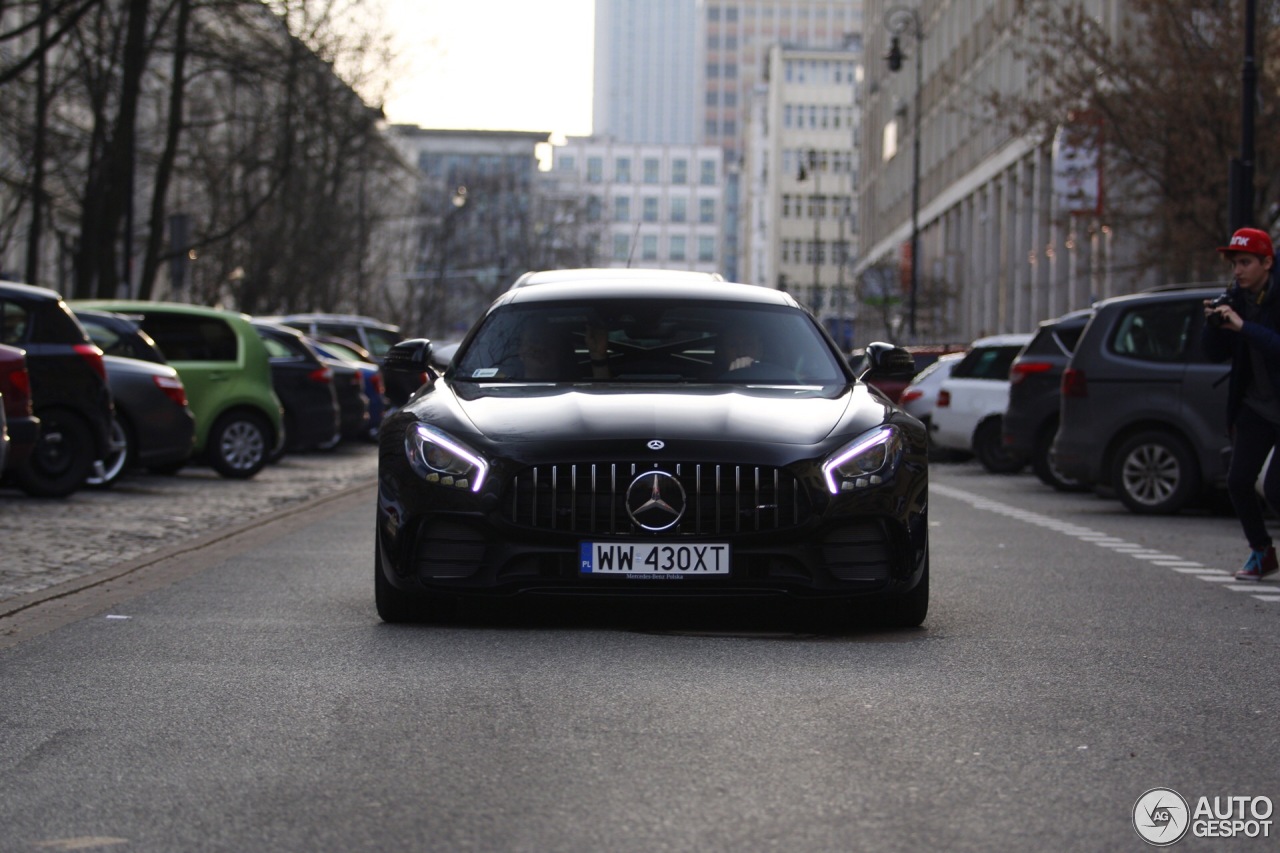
[1218,227,1275,257]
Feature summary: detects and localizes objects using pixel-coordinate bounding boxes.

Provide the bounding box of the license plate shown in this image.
[580,542,730,576]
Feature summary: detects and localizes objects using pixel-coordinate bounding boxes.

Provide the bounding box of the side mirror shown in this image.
[860,341,915,381]
[384,338,434,371]
[382,338,434,405]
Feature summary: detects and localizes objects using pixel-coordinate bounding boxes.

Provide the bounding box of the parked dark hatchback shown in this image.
[375,275,930,629]
[73,309,196,483]
[1052,286,1228,514]
[0,281,113,497]
[1002,309,1093,490]
[0,343,39,475]
[251,321,341,454]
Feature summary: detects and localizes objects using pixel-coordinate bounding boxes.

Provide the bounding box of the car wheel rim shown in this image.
[34,420,73,476]
[87,417,128,485]
[1121,444,1179,506]
[220,421,265,471]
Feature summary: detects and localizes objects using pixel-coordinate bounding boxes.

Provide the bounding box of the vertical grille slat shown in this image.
[505,461,811,536]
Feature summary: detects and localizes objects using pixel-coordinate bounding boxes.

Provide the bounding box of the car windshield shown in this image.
[450,299,848,386]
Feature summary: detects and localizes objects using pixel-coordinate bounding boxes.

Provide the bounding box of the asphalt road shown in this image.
[0,459,1277,852]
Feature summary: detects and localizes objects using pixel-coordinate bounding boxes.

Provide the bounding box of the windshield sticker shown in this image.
[471,367,500,378]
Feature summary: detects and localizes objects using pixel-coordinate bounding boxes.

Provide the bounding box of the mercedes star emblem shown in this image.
[625,471,686,531]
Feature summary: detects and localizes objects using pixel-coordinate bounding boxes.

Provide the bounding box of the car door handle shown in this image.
[208,371,230,381]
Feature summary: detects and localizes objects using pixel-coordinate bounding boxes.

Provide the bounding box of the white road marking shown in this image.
[931,483,1279,605]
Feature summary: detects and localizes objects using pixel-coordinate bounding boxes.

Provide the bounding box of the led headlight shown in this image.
[821,425,903,494]
[405,423,489,492]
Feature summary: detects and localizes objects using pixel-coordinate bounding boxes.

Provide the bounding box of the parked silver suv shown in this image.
[1052,285,1229,514]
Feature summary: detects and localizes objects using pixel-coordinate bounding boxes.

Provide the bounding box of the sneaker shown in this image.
[1235,546,1279,581]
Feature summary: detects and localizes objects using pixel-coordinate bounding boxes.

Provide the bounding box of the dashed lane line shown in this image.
[930,483,1278,603]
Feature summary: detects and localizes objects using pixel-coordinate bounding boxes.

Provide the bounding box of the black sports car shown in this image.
[375,276,930,627]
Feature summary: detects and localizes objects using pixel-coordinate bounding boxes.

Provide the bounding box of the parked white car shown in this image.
[899,351,965,426]
[899,351,966,461]
[930,333,1033,473]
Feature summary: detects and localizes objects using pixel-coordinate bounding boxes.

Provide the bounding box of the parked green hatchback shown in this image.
[72,301,284,479]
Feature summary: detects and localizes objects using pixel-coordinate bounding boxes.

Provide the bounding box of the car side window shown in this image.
[1110,303,1192,362]
[140,315,239,361]
[261,335,302,359]
[0,300,29,345]
[951,346,1020,380]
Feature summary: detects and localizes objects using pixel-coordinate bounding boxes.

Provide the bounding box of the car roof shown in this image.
[0,280,64,301]
[509,267,725,290]
[73,299,253,322]
[495,278,798,307]
[968,332,1034,348]
[261,312,401,331]
[1092,284,1222,311]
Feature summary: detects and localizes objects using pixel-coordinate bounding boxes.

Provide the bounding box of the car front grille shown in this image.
[504,462,811,536]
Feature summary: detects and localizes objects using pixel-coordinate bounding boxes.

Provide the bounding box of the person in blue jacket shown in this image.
[1203,226,1280,580]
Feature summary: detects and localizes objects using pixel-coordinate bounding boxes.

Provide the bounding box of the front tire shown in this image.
[877,555,929,629]
[1032,426,1088,492]
[207,411,270,479]
[15,409,97,498]
[1112,430,1199,514]
[375,538,420,623]
[974,418,1024,474]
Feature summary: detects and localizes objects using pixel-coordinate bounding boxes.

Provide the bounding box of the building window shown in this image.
[643,158,660,184]
[642,235,658,260]
[670,235,687,261]
[705,91,719,106]
[724,63,738,80]
[613,234,630,261]
[721,119,736,136]
[586,195,602,222]
[706,63,720,79]
[615,157,631,182]
[698,236,716,262]
[558,155,576,172]
[672,158,688,184]
[781,194,792,218]
[699,160,717,185]
[614,196,630,222]
[699,198,716,223]
[671,196,687,222]
[705,119,718,137]
[643,197,659,222]
[587,157,603,183]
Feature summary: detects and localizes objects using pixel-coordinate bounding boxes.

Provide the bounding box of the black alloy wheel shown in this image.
[15,408,96,498]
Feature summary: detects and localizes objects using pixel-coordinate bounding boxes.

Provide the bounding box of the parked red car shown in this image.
[0,343,39,474]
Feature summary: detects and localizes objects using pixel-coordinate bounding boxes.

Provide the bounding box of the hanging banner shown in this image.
[1052,111,1104,216]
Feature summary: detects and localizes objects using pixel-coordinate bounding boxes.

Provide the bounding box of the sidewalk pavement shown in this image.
[0,442,378,606]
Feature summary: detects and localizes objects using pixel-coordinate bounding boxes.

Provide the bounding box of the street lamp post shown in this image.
[885,5,922,339]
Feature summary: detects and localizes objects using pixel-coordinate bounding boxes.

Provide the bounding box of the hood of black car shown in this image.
[436,382,882,446]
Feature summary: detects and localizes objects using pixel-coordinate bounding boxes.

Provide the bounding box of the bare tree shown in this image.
[986,0,1280,283]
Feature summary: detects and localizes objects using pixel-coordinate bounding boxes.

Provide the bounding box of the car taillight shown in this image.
[1009,360,1053,385]
[900,389,923,404]
[1061,367,1087,398]
[5,367,32,412]
[74,343,106,381]
[308,366,333,383]
[936,389,951,407]
[152,374,188,408]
